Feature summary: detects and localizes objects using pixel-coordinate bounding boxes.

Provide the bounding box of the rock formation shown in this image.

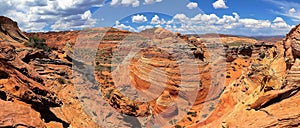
[0,16,28,42]
[191,23,300,128]
[0,15,300,128]
[0,16,98,128]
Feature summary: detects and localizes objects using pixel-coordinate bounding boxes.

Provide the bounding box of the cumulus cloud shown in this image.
[137,25,153,31]
[51,10,96,31]
[273,17,284,23]
[110,0,120,6]
[132,14,148,23]
[111,0,163,6]
[150,15,160,24]
[186,2,198,9]
[173,14,189,22]
[289,8,296,14]
[114,20,137,32]
[104,11,293,36]
[212,0,228,9]
[168,12,292,35]
[144,0,162,5]
[122,0,140,7]
[239,19,271,29]
[110,0,140,7]
[0,0,104,32]
[271,17,290,29]
[267,0,300,21]
[191,14,219,24]
[150,15,166,24]
[3,0,293,36]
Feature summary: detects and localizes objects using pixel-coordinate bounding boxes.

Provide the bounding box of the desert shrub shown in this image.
[209,105,215,111]
[25,36,51,52]
[57,77,66,84]
[174,125,182,128]
[228,42,244,46]
[259,52,265,59]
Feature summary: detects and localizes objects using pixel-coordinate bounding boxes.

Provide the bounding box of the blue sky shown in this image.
[0,0,300,35]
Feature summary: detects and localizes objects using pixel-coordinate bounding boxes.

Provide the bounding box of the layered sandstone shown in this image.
[0,16,28,42]
[1,15,300,128]
[0,16,98,128]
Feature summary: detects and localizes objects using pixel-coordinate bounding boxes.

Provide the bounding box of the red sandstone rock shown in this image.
[0,100,45,127]
[0,15,300,128]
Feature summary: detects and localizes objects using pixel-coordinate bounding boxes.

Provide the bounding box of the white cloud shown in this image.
[0,0,104,32]
[110,0,120,6]
[137,25,153,31]
[151,15,160,24]
[191,14,219,24]
[110,0,140,7]
[289,8,296,14]
[212,0,228,9]
[110,12,293,36]
[273,17,284,23]
[51,10,96,31]
[186,2,198,9]
[144,0,162,5]
[132,14,148,23]
[239,19,271,29]
[272,17,290,29]
[121,0,140,7]
[150,15,166,24]
[173,14,189,22]
[167,12,292,35]
[81,10,92,19]
[114,20,137,32]
[267,0,300,21]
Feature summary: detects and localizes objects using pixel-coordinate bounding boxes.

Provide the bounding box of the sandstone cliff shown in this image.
[0,15,300,128]
[0,16,98,128]
[0,16,28,42]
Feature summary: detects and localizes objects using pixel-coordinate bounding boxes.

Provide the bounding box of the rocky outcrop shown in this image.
[0,42,62,107]
[0,100,45,127]
[91,28,228,127]
[0,16,28,42]
[192,24,300,128]
[25,31,79,49]
[0,42,63,127]
[1,15,300,128]
[286,59,300,84]
[223,44,253,62]
[284,24,300,61]
[0,16,98,128]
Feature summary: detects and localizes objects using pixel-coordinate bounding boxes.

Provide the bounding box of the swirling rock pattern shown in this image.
[94,29,204,127]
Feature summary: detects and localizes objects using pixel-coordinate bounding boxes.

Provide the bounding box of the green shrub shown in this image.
[228,42,244,46]
[259,53,265,59]
[25,36,51,52]
[57,77,66,84]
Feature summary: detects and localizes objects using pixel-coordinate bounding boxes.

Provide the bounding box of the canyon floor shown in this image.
[0,16,300,128]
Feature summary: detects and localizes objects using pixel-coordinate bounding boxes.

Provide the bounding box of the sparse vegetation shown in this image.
[202,114,208,118]
[187,111,197,117]
[58,77,66,84]
[175,125,182,128]
[209,105,215,111]
[227,42,245,46]
[25,36,51,52]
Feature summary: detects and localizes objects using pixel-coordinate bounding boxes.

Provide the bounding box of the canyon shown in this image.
[0,16,299,128]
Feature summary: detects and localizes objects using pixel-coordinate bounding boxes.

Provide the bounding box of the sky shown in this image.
[0,0,300,36]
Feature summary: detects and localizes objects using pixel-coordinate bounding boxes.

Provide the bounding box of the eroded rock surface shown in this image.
[0,16,28,42]
[0,16,98,128]
[1,15,300,128]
